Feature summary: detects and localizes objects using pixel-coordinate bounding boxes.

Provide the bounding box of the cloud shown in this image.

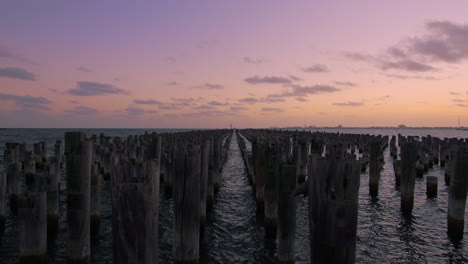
[126,107,157,115]
[262,107,283,113]
[0,67,36,81]
[334,81,358,87]
[239,97,259,104]
[289,75,302,81]
[0,93,51,111]
[333,101,364,106]
[450,92,460,95]
[193,104,215,110]
[267,84,341,98]
[77,66,92,72]
[208,101,229,106]
[243,57,264,64]
[167,81,178,86]
[65,106,99,115]
[452,99,466,103]
[244,75,292,85]
[134,99,162,105]
[384,74,438,80]
[230,106,248,112]
[165,57,176,63]
[409,21,468,63]
[0,47,36,64]
[343,52,374,62]
[296,97,308,102]
[301,64,329,73]
[196,40,217,49]
[379,59,436,72]
[67,81,130,96]
[181,110,238,118]
[194,83,224,90]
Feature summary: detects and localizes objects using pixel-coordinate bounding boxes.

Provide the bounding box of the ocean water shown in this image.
[0,128,467,263]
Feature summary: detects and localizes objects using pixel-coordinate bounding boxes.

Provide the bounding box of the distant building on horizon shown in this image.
[398,124,407,129]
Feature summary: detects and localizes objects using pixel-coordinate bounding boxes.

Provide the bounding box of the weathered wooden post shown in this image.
[65,132,93,263]
[264,143,279,238]
[174,144,201,264]
[277,164,297,263]
[447,144,468,240]
[112,161,159,264]
[255,138,266,214]
[47,159,59,234]
[7,162,22,214]
[200,139,210,226]
[426,176,438,198]
[18,192,47,264]
[400,141,418,214]
[0,171,6,235]
[369,141,381,197]
[393,160,401,186]
[207,138,215,209]
[55,140,64,168]
[90,163,102,236]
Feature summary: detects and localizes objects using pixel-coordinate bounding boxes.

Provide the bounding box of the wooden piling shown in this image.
[277,165,296,263]
[200,139,210,226]
[264,143,279,238]
[90,163,102,236]
[426,176,438,198]
[18,192,47,264]
[7,162,22,214]
[0,171,6,235]
[112,161,159,264]
[174,145,201,264]
[400,141,418,214]
[47,160,59,235]
[369,141,381,197]
[447,144,468,240]
[65,132,93,263]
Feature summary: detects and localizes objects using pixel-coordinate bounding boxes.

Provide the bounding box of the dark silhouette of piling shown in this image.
[277,164,297,263]
[0,171,6,235]
[426,176,438,198]
[18,192,47,264]
[200,139,210,226]
[369,141,381,197]
[65,132,93,263]
[264,143,279,238]
[400,141,418,214]
[90,163,102,236]
[47,160,59,235]
[447,144,468,240]
[174,145,201,264]
[7,162,22,214]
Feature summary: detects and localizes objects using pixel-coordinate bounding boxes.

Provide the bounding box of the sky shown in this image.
[1,0,468,128]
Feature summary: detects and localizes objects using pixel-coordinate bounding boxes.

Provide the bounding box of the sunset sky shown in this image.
[1,1,468,128]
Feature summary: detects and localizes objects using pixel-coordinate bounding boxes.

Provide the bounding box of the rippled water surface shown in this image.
[0,128,467,263]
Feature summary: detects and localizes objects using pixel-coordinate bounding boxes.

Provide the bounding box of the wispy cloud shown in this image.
[208,101,229,106]
[126,107,157,115]
[267,84,341,98]
[333,101,364,106]
[77,66,92,72]
[67,81,130,96]
[193,83,224,90]
[334,81,358,87]
[0,47,36,65]
[0,93,51,111]
[300,64,329,73]
[65,106,99,115]
[243,57,264,64]
[262,107,283,112]
[193,104,215,110]
[230,106,248,112]
[134,99,162,105]
[0,67,36,81]
[244,75,292,85]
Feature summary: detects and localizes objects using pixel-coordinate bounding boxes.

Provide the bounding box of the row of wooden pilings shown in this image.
[236,129,467,263]
[1,129,231,263]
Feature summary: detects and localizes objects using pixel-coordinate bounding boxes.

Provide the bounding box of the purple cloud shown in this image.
[244,75,292,85]
[301,64,329,73]
[65,106,99,115]
[0,67,36,81]
[262,107,283,112]
[333,101,364,106]
[68,81,130,96]
[134,99,162,105]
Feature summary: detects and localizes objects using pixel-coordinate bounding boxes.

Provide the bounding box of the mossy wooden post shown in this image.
[447,144,468,240]
[112,161,159,264]
[369,141,381,197]
[207,138,215,209]
[200,139,210,226]
[7,162,22,214]
[426,176,438,198]
[277,164,297,263]
[65,132,92,263]
[174,144,201,264]
[90,163,102,236]
[264,143,279,238]
[18,192,47,264]
[47,159,59,235]
[0,171,6,235]
[400,141,418,214]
